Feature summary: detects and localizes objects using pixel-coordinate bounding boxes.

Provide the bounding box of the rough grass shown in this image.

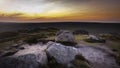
[46,36,55,41]
[106,41,120,65]
[0,32,19,39]
[0,41,15,50]
[106,40,120,51]
[75,35,88,42]
[71,55,90,68]
[45,53,67,68]
[75,35,104,46]
[116,53,120,65]
[84,38,105,43]
[0,30,120,68]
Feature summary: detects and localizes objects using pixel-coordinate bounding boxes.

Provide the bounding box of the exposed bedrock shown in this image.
[0,41,119,68]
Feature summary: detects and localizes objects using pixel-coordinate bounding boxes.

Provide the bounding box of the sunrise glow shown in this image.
[0,0,120,22]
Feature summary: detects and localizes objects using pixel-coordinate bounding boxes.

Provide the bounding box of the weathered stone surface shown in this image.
[55,30,76,43]
[77,46,120,68]
[86,35,105,43]
[88,35,100,40]
[46,42,78,64]
[46,42,120,68]
[0,44,48,68]
[0,41,119,68]
[46,42,92,68]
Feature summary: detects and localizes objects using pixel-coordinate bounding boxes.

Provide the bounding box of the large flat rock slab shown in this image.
[77,46,120,68]
[0,44,48,68]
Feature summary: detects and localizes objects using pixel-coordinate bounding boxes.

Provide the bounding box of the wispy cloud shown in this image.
[0,0,120,22]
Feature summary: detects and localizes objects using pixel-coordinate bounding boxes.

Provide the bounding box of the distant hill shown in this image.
[0,22,120,33]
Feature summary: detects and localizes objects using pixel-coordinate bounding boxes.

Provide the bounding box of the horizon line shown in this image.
[0,21,120,24]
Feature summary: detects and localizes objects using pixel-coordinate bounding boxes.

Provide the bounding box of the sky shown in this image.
[0,0,120,23]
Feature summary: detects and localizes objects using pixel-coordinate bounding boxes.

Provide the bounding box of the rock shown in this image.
[0,41,119,68]
[13,45,48,65]
[56,30,76,43]
[46,42,92,68]
[0,44,29,58]
[88,35,100,40]
[55,30,76,46]
[77,46,120,68]
[93,45,115,56]
[45,41,56,49]
[46,42,78,64]
[0,55,43,68]
[85,35,105,43]
[0,44,48,68]
[18,44,30,49]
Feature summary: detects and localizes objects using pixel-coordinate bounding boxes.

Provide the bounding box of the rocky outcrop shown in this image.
[0,44,48,68]
[46,42,78,64]
[88,35,99,40]
[85,35,105,43]
[46,42,91,68]
[56,30,76,43]
[0,42,119,68]
[77,46,120,68]
[46,42,119,68]
[55,30,77,46]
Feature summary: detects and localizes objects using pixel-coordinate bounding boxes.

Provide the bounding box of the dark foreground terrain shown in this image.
[0,22,120,68]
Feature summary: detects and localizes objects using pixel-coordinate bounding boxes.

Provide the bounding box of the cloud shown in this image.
[0,0,120,22]
[1,0,120,13]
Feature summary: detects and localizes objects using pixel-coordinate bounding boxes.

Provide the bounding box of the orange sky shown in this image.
[0,0,120,23]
